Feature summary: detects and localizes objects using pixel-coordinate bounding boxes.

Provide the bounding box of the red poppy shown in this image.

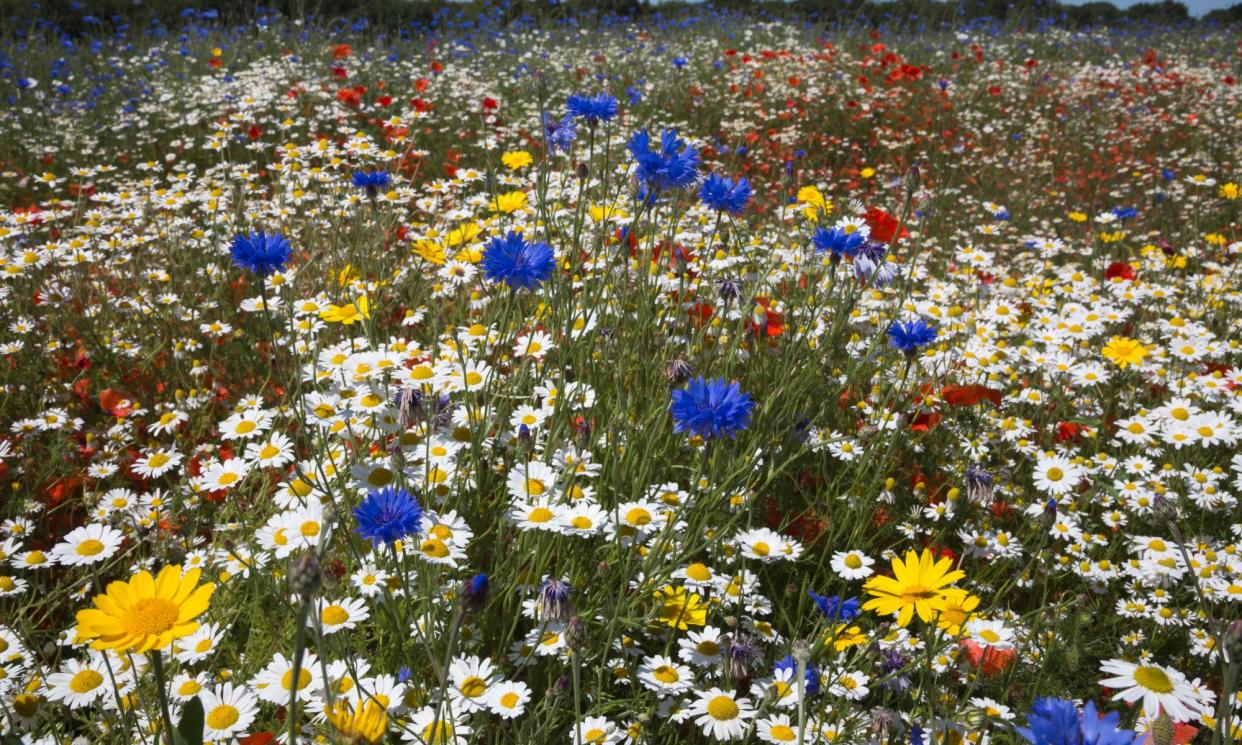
[99,389,135,418]
[863,207,909,243]
[941,384,1001,407]
[1105,261,1137,281]
[331,44,352,60]
[959,639,1016,675]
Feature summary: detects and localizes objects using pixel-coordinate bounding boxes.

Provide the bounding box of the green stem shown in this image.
[150,650,176,745]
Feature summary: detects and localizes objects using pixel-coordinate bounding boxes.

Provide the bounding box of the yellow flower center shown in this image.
[706,695,739,721]
[770,724,797,741]
[420,538,449,558]
[206,704,240,730]
[146,453,170,469]
[421,722,455,744]
[653,665,680,684]
[845,554,863,569]
[500,692,520,708]
[570,516,593,530]
[686,563,712,582]
[459,676,487,698]
[626,508,652,526]
[121,598,180,637]
[236,420,256,434]
[1046,467,1064,482]
[696,640,720,655]
[178,680,202,696]
[752,542,770,557]
[322,605,349,626]
[900,585,937,603]
[281,668,312,691]
[13,693,38,717]
[69,669,104,694]
[1134,665,1174,693]
[76,540,105,556]
[528,507,554,523]
[584,728,608,743]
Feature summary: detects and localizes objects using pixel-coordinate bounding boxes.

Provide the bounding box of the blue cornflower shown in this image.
[1077,702,1140,745]
[543,112,577,153]
[481,230,556,291]
[353,486,423,546]
[461,572,490,613]
[669,376,754,440]
[351,169,390,195]
[1016,698,1139,745]
[774,655,820,696]
[1110,206,1138,220]
[229,229,292,277]
[699,173,752,215]
[625,85,643,105]
[566,93,618,125]
[887,319,938,355]
[808,591,860,622]
[628,128,700,193]
[812,226,866,259]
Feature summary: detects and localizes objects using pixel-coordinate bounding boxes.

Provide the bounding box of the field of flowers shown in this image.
[1,5,1241,745]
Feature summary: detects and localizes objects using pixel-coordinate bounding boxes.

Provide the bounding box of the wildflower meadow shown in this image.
[1,2,1241,744]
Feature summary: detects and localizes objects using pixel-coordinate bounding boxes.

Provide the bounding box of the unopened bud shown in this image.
[791,639,812,665]
[1149,713,1174,745]
[289,553,321,599]
[565,615,587,651]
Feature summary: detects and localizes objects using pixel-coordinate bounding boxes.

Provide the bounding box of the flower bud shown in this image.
[289,553,321,599]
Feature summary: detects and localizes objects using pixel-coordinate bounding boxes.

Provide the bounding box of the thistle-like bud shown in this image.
[289,553,321,600]
[565,615,587,652]
[1148,713,1175,745]
[575,162,590,181]
[664,355,693,386]
[1226,618,1242,660]
[720,632,762,680]
[871,708,904,738]
[536,578,575,625]
[791,639,812,665]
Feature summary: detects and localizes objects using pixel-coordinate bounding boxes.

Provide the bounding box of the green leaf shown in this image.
[175,695,205,745]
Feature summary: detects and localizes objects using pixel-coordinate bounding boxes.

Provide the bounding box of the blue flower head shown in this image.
[774,655,820,696]
[353,486,423,546]
[351,169,391,194]
[808,591,860,622]
[670,376,754,440]
[230,229,291,277]
[481,230,556,291]
[1016,698,1139,745]
[812,226,866,259]
[887,319,938,355]
[699,173,751,215]
[543,112,577,154]
[566,93,618,125]
[629,128,700,193]
[461,572,490,612]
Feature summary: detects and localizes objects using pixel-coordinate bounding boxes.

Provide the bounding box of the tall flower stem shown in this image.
[286,597,313,745]
[149,650,176,745]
